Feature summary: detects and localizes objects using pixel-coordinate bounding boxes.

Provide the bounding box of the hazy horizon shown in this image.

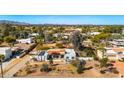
[0,15,124,25]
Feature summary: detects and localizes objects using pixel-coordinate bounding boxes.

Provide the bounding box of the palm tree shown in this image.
[0,54,5,78]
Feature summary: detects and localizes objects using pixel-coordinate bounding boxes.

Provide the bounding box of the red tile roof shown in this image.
[47,49,65,55]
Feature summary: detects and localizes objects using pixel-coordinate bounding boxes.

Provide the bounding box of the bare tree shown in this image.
[71,31,82,50]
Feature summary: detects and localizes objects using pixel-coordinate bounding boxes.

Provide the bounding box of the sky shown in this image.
[0,15,124,25]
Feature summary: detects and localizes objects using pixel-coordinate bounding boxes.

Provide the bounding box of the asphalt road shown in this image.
[3,55,31,78]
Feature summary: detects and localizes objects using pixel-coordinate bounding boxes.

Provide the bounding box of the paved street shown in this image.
[0,55,31,78]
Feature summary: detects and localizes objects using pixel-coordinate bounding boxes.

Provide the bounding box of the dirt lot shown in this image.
[14,61,118,78]
[113,62,124,77]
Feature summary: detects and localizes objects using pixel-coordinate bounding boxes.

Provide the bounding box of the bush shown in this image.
[77,66,83,74]
[120,58,124,62]
[71,60,86,74]
[40,64,51,72]
[71,60,79,67]
[100,70,106,74]
[110,68,119,74]
[93,55,98,60]
[100,58,108,68]
[83,47,95,57]
[4,36,16,44]
[49,57,53,65]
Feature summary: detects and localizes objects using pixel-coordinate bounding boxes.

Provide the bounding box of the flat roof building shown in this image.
[0,47,12,60]
[97,47,124,60]
[17,38,32,44]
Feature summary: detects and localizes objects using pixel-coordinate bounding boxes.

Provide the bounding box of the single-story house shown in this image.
[0,47,12,60]
[17,38,32,44]
[78,57,93,61]
[109,39,124,47]
[83,39,92,46]
[30,33,39,37]
[97,47,124,60]
[35,49,76,62]
[88,32,100,36]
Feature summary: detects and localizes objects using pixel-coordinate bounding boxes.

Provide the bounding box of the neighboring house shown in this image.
[78,57,93,61]
[30,33,39,37]
[11,47,20,51]
[35,49,76,62]
[97,47,124,60]
[62,33,71,39]
[83,39,92,47]
[109,39,124,47]
[0,47,12,60]
[17,38,32,44]
[53,33,61,38]
[88,32,100,36]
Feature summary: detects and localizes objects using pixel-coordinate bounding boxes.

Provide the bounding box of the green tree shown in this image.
[4,36,16,47]
[91,32,111,47]
[0,24,12,36]
[49,57,53,65]
[83,47,95,57]
[34,35,43,44]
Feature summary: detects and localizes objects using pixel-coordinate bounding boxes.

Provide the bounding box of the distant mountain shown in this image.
[0,20,123,26]
[0,20,30,25]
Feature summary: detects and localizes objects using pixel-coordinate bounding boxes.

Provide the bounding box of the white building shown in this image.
[88,32,100,36]
[109,39,124,47]
[30,33,39,37]
[0,47,12,60]
[17,38,32,44]
[35,49,76,62]
[97,47,124,60]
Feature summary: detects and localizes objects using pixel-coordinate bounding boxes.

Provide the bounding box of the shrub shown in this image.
[40,64,51,72]
[100,70,106,74]
[70,60,78,67]
[110,68,119,74]
[77,66,83,74]
[120,58,124,62]
[49,57,53,65]
[93,55,98,60]
[100,58,108,68]
[34,64,38,68]
[71,60,86,74]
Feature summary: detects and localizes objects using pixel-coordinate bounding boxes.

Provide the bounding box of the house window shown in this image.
[66,57,69,59]
[118,52,122,54]
[61,55,64,58]
[72,57,74,59]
